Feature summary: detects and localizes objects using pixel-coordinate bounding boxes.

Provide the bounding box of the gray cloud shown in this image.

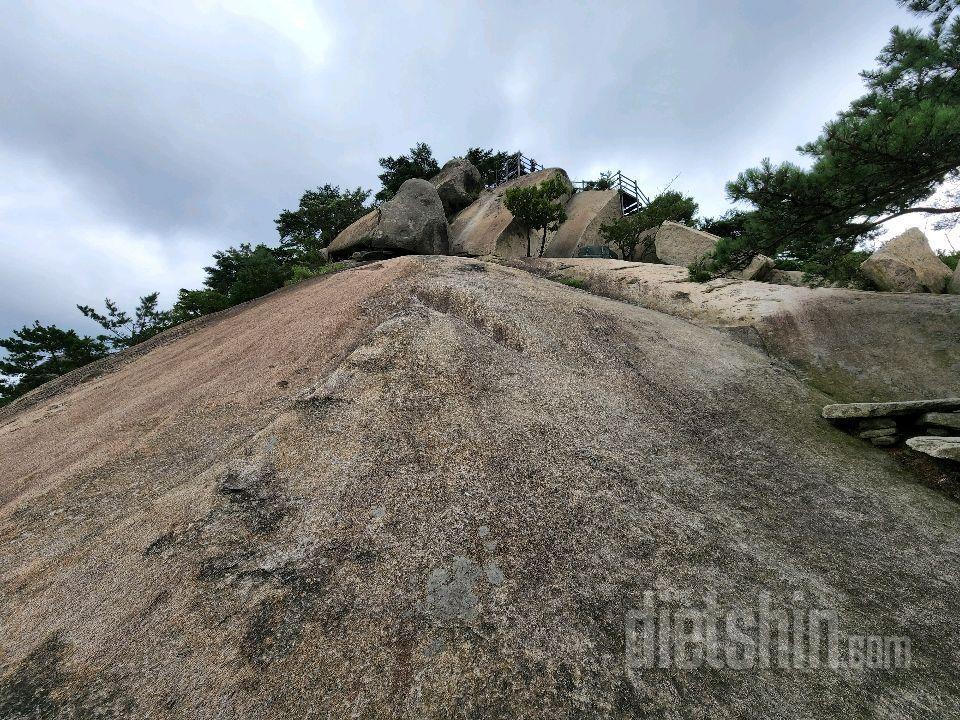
[0,0,932,338]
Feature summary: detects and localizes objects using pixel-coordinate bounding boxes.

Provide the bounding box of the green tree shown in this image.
[376,142,440,202]
[700,3,960,277]
[503,176,569,257]
[465,147,514,185]
[77,293,173,351]
[275,184,370,259]
[0,323,108,405]
[202,243,290,304]
[582,171,616,191]
[169,288,230,323]
[599,190,699,260]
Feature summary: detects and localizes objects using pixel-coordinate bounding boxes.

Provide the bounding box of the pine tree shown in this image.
[0,323,107,405]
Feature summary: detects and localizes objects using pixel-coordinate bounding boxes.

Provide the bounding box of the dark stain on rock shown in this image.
[0,635,134,719]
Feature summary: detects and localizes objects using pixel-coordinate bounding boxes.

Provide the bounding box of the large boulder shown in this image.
[430,158,483,217]
[328,179,448,258]
[950,263,960,294]
[860,228,953,293]
[449,168,573,258]
[654,221,720,267]
[542,189,621,258]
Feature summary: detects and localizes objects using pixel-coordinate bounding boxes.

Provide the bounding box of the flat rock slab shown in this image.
[922,412,960,430]
[906,435,960,461]
[822,398,960,420]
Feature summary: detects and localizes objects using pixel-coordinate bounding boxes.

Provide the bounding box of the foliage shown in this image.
[598,216,649,261]
[503,176,569,257]
[284,262,347,286]
[202,243,290,304]
[599,190,698,260]
[698,6,960,278]
[557,277,586,289]
[169,288,231,323]
[939,249,960,269]
[77,293,173,351]
[581,171,616,191]
[635,191,698,231]
[275,184,370,258]
[376,142,440,202]
[465,147,515,185]
[0,323,108,405]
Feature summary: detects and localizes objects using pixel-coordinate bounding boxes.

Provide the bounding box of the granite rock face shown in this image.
[448,168,573,258]
[2,256,960,718]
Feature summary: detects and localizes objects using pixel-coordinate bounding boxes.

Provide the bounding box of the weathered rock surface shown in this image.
[448,168,573,258]
[922,412,960,431]
[767,269,806,287]
[735,254,774,281]
[328,178,448,258]
[2,256,960,717]
[823,398,960,420]
[542,189,621,258]
[860,228,953,293]
[513,258,960,402]
[654,221,720,267]
[430,158,483,216]
[906,435,960,461]
[951,263,960,294]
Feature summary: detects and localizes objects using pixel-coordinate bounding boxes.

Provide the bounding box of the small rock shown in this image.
[823,398,960,420]
[906,436,960,461]
[926,427,954,437]
[920,412,960,431]
[766,269,805,287]
[870,436,898,447]
[736,255,775,281]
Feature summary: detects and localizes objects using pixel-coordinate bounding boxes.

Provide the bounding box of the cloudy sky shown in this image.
[0,0,952,338]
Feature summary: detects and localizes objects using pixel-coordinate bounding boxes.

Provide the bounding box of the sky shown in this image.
[0,0,954,339]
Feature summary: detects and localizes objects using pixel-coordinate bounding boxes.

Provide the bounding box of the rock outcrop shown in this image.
[514,257,960,402]
[327,178,448,258]
[860,228,953,293]
[653,221,720,267]
[3,255,960,717]
[430,158,483,217]
[906,435,960,461]
[822,398,960,420]
[448,168,573,258]
[951,263,960,294]
[542,189,621,258]
[735,254,775,281]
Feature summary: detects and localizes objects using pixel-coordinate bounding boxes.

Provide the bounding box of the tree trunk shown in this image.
[526,229,531,257]
[539,227,548,257]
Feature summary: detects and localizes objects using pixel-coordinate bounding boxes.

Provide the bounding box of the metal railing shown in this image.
[487,152,544,187]
[489,152,650,217]
[572,171,650,216]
